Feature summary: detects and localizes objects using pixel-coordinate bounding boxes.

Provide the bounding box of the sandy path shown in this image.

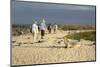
[12,30,96,65]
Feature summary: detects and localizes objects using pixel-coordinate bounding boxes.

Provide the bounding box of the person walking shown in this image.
[47,24,52,34]
[53,23,58,34]
[31,20,38,42]
[40,17,46,39]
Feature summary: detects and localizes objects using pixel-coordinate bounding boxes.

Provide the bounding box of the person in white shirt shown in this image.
[31,20,38,42]
[40,18,46,39]
[53,23,58,34]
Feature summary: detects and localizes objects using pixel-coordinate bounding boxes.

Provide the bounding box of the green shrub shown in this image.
[65,31,96,41]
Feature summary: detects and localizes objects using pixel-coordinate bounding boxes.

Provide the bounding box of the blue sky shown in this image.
[11,0,96,24]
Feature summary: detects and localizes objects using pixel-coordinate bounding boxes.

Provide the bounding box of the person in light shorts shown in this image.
[31,20,38,42]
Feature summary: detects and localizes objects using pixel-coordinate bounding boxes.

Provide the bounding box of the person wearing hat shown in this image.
[31,20,38,42]
[40,17,46,39]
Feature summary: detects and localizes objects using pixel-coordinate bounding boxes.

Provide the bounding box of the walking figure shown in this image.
[47,24,52,34]
[31,20,38,42]
[40,17,46,39]
[53,23,58,34]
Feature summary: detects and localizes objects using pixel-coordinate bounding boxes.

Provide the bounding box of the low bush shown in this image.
[65,31,96,41]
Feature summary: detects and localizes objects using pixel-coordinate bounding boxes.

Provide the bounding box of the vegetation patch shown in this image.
[65,31,96,41]
[58,24,95,30]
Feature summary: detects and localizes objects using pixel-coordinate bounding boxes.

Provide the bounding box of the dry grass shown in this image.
[12,45,95,65]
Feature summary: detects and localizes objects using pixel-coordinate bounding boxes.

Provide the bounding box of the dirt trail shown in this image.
[12,30,68,47]
[12,30,96,65]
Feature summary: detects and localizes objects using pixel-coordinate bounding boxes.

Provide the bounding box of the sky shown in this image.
[11,0,96,24]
